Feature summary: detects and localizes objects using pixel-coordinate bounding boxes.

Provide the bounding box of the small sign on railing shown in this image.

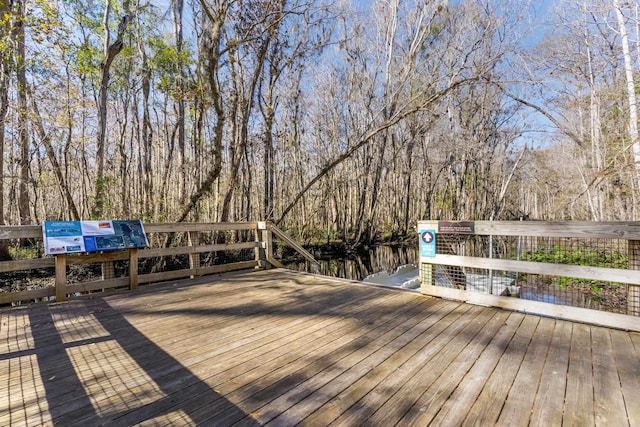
[438,220,475,234]
[419,229,436,257]
[42,220,149,255]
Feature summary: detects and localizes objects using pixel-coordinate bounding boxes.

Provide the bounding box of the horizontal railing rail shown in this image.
[417,220,640,331]
[0,221,316,306]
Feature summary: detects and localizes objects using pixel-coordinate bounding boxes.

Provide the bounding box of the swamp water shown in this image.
[284,244,419,287]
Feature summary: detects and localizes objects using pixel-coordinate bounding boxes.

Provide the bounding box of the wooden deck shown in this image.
[1,269,639,426]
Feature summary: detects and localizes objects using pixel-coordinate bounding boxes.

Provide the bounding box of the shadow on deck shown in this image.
[1,269,639,426]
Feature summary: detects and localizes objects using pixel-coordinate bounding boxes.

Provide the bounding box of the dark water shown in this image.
[284,244,419,281]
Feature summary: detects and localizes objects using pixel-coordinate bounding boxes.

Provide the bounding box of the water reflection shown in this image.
[285,244,418,281]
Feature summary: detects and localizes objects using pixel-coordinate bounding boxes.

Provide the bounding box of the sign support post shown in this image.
[55,254,67,302]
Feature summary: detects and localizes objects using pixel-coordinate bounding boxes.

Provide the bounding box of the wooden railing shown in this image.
[417,220,640,331]
[0,221,318,305]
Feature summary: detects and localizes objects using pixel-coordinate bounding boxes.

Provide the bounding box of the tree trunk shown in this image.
[174,3,227,223]
[93,0,132,218]
[220,38,270,222]
[29,88,80,220]
[613,0,640,194]
[0,0,10,259]
[15,0,30,224]
[173,0,187,205]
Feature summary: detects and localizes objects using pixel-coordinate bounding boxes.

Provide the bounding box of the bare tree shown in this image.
[613,0,640,192]
[13,0,29,224]
[93,0,133,218]
[174,0,229,223]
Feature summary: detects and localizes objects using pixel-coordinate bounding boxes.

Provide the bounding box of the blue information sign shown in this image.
[419,229,436,257]
[43,220,149,255]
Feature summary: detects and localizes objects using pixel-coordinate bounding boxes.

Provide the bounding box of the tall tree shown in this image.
[13,0,29,224]
[93,0,133,218]
[175,0,229,223]
[613,0,640,193]
[172,0,187,206]
[0,0,11,259]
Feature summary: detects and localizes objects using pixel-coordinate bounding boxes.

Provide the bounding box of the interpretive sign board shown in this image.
[43,220,149,255]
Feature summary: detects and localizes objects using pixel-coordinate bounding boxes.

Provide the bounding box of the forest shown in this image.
[1,0,639,248]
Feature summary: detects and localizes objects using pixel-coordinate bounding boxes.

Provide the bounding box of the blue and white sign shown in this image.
[419,229,436,257]
[43,220,149,255]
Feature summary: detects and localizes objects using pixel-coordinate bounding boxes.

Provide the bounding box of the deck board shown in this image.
[1,269,639,426]
[496,316,554,427]
[565,323,595,426]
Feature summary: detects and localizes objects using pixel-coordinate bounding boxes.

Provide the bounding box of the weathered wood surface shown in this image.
[429,253,640,285]
[417,220,640,239]
[1,269,638,426]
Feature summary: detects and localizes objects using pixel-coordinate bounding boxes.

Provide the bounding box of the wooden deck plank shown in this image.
[427,311,525,426]
[529,320,572,427]
[495,316,555,427]
[630,332,640,351]
[345,304,496,427]
[280,303,481,427]
[591,327,628,426]
[1,269,638,427]
[610,329,640,425]
[212,297,455,426]
[564,323,595,426]
[111,294,434,425]
[461,314,541,426]
[74,290,422,426]
[52,279,400,426]
[390,309,511,427]
[1,279,349,407]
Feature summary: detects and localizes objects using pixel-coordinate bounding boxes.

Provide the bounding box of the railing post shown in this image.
[629,240,639,316]
[188,231,201,278]
[255,222,268,269]
[129,248,139,290]
[55,254,67,302]
[420,262,435,294]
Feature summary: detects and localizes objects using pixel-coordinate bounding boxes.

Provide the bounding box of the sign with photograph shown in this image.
[43,220,149,255]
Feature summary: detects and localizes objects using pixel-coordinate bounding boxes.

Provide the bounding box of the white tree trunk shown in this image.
[613,0,640,195]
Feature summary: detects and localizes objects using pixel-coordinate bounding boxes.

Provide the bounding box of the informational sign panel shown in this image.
[438,220,475,234]
[43,220,149,255]
[419,229,437,257]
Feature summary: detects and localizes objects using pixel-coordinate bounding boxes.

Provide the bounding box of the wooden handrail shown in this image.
[417,220,640,239]
[431,254,640,286]
[266,222,319,267]
[0,221,317,305]
[417,220,640,331]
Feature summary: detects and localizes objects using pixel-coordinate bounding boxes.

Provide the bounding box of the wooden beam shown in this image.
[141,241,256,258]
[55,254,66,302]
[421,284,640,332]
[67,277,129,294]
[0,224,41,239]
[267,255,286,269]
[144,222,258,233]
[417,220,640,239]
[269,223,318,266]
[188,231,200,278]
[424,254,640,286]
[129,248,139,290]
[255,227,263,269]
[0,287,54,305]
[0,257,54,273]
